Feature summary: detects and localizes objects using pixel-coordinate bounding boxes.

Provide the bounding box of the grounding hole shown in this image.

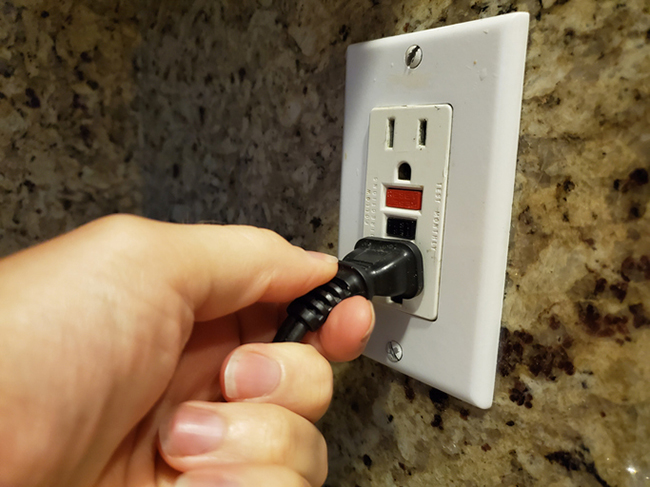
[398,162,411,181]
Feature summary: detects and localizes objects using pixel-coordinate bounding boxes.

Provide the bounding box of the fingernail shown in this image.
[306,250,339,264]
[175,476,239,487]
[160,404,225,458]
[361,301,376,344]
[223,350,282,399]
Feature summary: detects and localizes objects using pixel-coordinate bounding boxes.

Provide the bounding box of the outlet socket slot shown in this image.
[418,119,428,147]
[386,118,395,149]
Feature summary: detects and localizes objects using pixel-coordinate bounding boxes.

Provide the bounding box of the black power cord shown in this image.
[273,237,424,343]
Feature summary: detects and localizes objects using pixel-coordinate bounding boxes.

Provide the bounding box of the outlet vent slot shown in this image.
[387,118,395,149]
[418,119,428,146]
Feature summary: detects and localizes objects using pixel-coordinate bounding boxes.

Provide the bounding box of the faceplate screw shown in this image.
[405,45,422,69]
[386,340,403,362]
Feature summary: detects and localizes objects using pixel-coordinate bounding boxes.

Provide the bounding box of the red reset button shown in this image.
[386,188,423,210]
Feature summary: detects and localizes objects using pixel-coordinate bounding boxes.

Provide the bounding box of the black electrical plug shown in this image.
[273,237,424,343]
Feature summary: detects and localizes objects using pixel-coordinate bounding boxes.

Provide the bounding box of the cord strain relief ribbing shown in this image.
[285,264,369,333]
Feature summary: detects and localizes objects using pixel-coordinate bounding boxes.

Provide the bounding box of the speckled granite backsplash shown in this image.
[0,0,142,255]
[1,0,649,485]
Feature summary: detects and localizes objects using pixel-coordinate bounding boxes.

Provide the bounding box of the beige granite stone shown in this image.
[0,0,142,257]
[1,0,649,486]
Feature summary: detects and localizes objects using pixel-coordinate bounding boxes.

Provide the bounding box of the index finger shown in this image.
[154,221,340,321]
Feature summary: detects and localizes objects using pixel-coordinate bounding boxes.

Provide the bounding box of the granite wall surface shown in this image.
[0,0,142,256]
[1,0,649,486]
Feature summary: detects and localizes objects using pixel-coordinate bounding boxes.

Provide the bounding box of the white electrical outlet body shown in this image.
[339,13,529,408]
[364,105,452,321]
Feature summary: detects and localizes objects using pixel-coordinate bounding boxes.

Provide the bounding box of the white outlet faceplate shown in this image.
[339,13,529,408]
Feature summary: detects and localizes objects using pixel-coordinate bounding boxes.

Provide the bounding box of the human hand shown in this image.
[0,215,374,487]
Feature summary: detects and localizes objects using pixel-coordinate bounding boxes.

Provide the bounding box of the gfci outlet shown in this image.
[339,13,529,408]
[364,105,452,321]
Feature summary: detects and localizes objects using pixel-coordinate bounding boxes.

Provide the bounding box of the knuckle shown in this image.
[265,406,297,461]
[259,228,293,252]
[302,344,333,397]
[274,344,333,420]
[91,214,147,245]
[299,343,331,370]
[93,213,145,234]
[259,467,311,487]
[238,225,286,246]
[262,404,322,454]
[268,405,327,481]
[313,434,329,486]
[257,227,286,243]
[88,214,158,257]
